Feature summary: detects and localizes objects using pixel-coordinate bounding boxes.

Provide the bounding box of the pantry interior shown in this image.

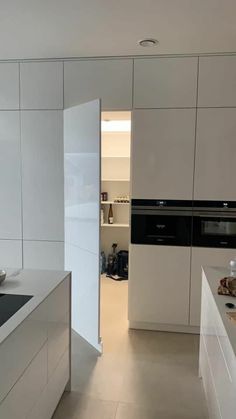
[100,111,131,326]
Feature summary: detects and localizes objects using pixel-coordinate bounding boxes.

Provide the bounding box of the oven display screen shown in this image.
[202,220,236,236]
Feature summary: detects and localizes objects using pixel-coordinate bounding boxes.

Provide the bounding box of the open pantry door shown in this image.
[64,99,102,352]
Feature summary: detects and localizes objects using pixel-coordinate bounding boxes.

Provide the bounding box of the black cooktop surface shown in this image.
[0,293,33,327]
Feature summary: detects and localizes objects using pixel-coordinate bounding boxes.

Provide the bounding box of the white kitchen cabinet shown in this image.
[0,240,22,268]
[64,59,133,110]
[23,240,64,270]
[128,244,191,326]
[133,57,197,108]
[198,56,236,107]
[0,63,19,110]
[20,61,63,109]
[194,108,236,201]
[131,109,196,200]
[0,111,21,239]
[21,111,64,241]
[190,247,236,327]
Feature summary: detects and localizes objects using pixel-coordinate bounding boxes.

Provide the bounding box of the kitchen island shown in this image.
[0,269,71,419]
[199,266,236,419]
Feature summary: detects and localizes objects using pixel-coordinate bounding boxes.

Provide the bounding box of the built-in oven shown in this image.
[192,201,236,248]
[131,199,193,246]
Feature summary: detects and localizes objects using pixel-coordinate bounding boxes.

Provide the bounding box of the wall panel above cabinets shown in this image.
[131,109,196,200]
[133,57,198,108]
[20,62,63,109]
[0,63,19,109]
[64,59,133,110]
[194,108,236,201]
[198,56,236,107]
[0,111,21,239]
[21,111,64,241]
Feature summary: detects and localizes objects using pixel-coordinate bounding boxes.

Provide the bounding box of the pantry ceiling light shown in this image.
[101,120,131,132]
[138,38,159,47]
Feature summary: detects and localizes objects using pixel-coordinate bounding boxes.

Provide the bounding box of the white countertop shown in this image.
[203,265,236,357]
[0,269,70,346]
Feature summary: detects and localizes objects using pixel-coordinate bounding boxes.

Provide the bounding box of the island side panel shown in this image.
[0,272,71,419]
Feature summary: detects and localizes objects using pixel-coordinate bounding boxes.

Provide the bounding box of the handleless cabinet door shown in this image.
[194,108,236,201]
[0,240,22,268]
[198,56,236,107]
[64,59,133,110]
[0,63,19,109]
[0,111,21,239]
[23,241,64,270]
[20,61,63,110]
[21,111,64,241]
[129,244,191,326]
[131,109,196,200]
[190,248,236,326]
[134,57,197,108]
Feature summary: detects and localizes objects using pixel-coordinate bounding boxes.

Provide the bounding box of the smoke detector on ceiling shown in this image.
[138,38,159,47]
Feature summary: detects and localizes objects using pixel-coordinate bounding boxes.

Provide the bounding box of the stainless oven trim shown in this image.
[132,205,192,211]
[132,209,193,216]
[193,211,236,218]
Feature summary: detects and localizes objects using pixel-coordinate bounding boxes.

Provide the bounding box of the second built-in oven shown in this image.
[131,199,192,246]
[192,201,236,248]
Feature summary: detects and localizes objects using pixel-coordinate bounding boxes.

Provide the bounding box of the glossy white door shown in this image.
[64,100,101,352]
[194,108,236,200]
[131,109,196,199]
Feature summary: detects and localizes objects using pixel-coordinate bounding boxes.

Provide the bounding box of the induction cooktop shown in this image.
[0,293,33,327]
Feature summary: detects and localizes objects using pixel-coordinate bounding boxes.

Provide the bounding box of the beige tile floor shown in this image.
[53,276,208,419]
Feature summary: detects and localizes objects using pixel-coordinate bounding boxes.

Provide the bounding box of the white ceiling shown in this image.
[0,0,236,60]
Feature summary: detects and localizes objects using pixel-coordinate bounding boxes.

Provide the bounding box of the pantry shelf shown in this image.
[101,201,129,205]
[101,223,130,228]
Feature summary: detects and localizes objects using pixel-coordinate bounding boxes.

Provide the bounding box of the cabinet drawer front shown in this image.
[28,349,69,419]
[0,299,47,403]
[0,344,47,419]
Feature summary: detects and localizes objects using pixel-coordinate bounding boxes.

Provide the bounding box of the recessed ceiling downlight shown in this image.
[139,38,159,47]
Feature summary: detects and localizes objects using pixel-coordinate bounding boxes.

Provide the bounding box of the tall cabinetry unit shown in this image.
[189,56,236,327]
[129,57,198,331]
[101,112,131,257]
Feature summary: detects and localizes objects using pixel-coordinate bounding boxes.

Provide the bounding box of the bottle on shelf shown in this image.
[108,204,114,224]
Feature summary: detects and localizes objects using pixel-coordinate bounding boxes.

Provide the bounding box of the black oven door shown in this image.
[131,210,192,246]
[192,213,236,248]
